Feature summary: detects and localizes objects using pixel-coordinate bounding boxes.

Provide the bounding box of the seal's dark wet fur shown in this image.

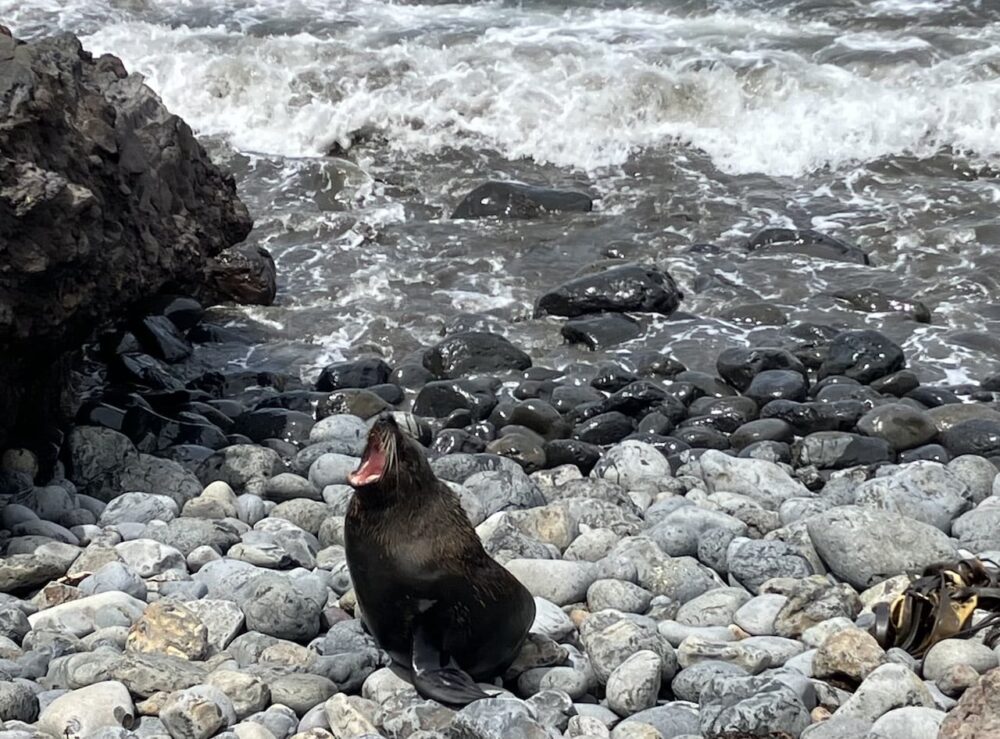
[345,414,535,704]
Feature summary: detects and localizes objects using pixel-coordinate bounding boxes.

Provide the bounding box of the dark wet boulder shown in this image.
[423,332,531,378]
[551,385,605,415]
[544,439,602,474]
[452,181,593,219]
[906,385,961,408]
[109,353,183,391]
[133,315,193,363]
[730,419,794,450]
[432,429,487,456]
[196,243,277,306]
[818,330,905,384]
[315,358,392,392]
[591,361,641,392]
[762,399,865,434]
[674,371,737,398]
[536,264,682,318]
[721,302,788,326]
[235,408,315,445]
[413,379,498,421]
[870,369,920,397]
[0,32,252,446]
[748,227,869,265]
[716,347,807,392]
[940,419,1000,458]
[856,404,937,451]
[562,313,642,350]
[573,411,634,445]
[674,426,730,450]
[136,295,205,331]
[794,431,894,469]
[834,288,931,323]
[744,369,809,407]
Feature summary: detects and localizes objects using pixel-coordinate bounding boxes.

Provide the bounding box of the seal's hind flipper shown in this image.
[412,616,491,705]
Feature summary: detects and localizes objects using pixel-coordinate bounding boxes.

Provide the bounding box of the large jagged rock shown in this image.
[0,30,254,447]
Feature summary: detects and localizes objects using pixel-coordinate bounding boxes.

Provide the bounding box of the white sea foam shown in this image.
[5,0,1000,177]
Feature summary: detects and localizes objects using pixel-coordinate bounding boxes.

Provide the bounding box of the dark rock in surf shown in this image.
[834,288,931,323]
[452,181,593,219]
[235,408,315,445]
[818,330,905,384]
[544,439,602,475]
[573,412,634,446]
[856,404,938,451]
[316,358,392,392]
[748,227,869,265]
[562,313,642,350]
[939,419,1000,458]
[793,432,894,469]
[761,399,864,435]
[0,32,252,446]
[537,265,682,318]
[423,332,531,379]
[721,302,788,327]
[196,243,277,306]
[109,353,183,391]
[744,370,809,407]
[870,370,920,397]
[133,315,193,363]
[136,295,205,331]
[413,379,498,421]
[716,347,807,393]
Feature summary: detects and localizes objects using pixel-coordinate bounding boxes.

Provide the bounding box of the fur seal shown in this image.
[345,414,536,704]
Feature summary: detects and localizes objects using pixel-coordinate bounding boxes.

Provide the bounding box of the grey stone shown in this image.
[182,600,245,654]
[98,492,179,526]
[952,502,1000,552]
[854,462,971,532]
[269,673,337,716]
[67,427,139,501]
[866,706,945,739]
[308,454,358,490]
[587,580,653,614]
[565,528,624,562]
[198,445,285,496]
[464,469,547,518]
[270,499,332,537]
[0,680,38,722]
[670,661,748,703]
[689,450,808,509]
[733,594,788,636]
[769,577,862,638]
[244,704,299,738]
[801,717,875,739]
[206,670,270,721]
[309,414,368,450]
[37,681,134,736]
[834,663,935,722]
[237,574,323,642]
[619,702,700,737]
[857,404,937,451]
[144,517,243,557]
[449,697,556,739]
[675,588,750,628]
[647,506,747,558]
[581,612,676,684]
[120,454,203,508]
[922,639,998,684]
[160,684,237,739]
[79,562,147,600]
[110,652,208,697]
[505,560,598,606]
[262,473,321,502]
[606,650,661,717]
[699,673,810,738]
[115,539,187,578]
[728,539,814,593]
[236,494,268,526]
[530,598,576,642]
[28,592,146,637]
[947,455,996,505]
[0,541,80,591]
[806,506,958,589]
[517,666,591,700]
[677,635,803,673]
[592,441,673,492]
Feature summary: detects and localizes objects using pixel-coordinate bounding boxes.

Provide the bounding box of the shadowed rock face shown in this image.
[0,31,253,448]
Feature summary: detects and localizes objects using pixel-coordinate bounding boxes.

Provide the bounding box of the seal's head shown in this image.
[349,414,432,495]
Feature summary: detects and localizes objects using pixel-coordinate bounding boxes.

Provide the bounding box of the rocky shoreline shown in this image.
[4,27,1000,739]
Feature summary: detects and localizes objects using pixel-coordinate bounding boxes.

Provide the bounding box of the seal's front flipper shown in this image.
[412,616,491,705]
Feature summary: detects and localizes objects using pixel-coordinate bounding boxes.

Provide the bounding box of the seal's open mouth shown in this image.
[349,441,387,487]
[349,416,397,487]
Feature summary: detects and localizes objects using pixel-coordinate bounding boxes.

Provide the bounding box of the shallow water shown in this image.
[6,0,1000,385]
